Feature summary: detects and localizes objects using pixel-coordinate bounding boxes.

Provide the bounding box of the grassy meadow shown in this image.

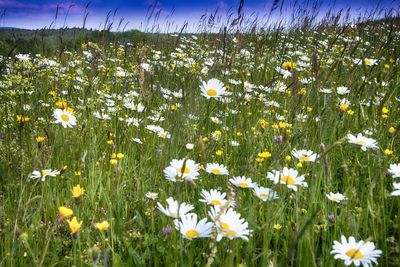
[0,8,400,267]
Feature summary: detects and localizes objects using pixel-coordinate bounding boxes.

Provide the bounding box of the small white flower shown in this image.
[388,163,400,178]
[200,78,226,99]
[291,149,317,162]
[326,192,347,203]
[347,133,378,151]
[336,86,350,95]
[163,159,200,182]
[145,192,158,200]
[30,169,59,181]
[185,143,194,150]
[229,176,257,189]
[267,167,308,191]
[390,182,400,196]
[199,189,228,206]
[157,197,194,219]
[205,163,229,175]
[253,187,279,201]
[53,109,77,128]
[331,236,382,266]
[175,213,214,240]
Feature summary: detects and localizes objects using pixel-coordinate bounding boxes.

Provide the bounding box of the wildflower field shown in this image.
[0,9,400,267]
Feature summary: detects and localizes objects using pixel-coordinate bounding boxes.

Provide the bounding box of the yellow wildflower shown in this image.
[36,136,45,143]
[67,217,83,234]
[94,221,110,232]
[16,115,29,123]
[59,206,73,218]
[71,184,85,199]
[282,61,297,69]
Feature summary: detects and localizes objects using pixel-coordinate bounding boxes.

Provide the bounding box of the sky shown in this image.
[0,0,398,32]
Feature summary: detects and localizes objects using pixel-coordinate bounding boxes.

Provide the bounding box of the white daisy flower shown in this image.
[364,58,378,66]
[229,176,257,189]
[230,140,240,147]
[145,192,158,200]
[175,213,214,240]
[253,187,279,201]
[157,197,194,219]
[390,183,400,196]
[326,192,347,203]
[30,169,59,181]
[347,133,378,151]
[163,159,200,182]
[267,167,308,191]
[291,149,318,162]
[388,163,400,178]
[336,86,350,95]
[331,236,382,266]
[199,189,228,206]
[185,143,194,150]
[208,207,252,241]
[200,78,226,99]
[53,109,77,128]
[205,163,229,175]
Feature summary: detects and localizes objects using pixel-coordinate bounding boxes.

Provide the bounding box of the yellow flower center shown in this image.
[210,199,222,205]
[281,175,295,185]
[61,114,70,122]
[239,182,248,188]
[211,169,221,175]
[300,155,310,162]
[345,248,364,260]
[356,140,367,146]
[221,222,230,231]
[179,167,190,174]
[41,170,50,177]
[226,231,237,237]
[185,229,199,238]
[259,193,269,198]
[332,197,340,201]
[207,89,217,96]
[339,103,348,111]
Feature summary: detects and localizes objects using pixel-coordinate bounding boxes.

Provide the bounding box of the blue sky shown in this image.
[0,0,398,31]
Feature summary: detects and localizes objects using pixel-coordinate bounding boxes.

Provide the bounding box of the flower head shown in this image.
[390,182,400,196]
[205,163,229,175]
[253,186,279,201]
[157,197,194,219]
[388,163,400,178]
[347,133,378,151]
[229,176,257,189]
[267,167,308,191]
[53,109,77,128]
[200,78,226,99]
[331,236,382,266]
[71,184,85,199]
[94,220,110,232]
[326,192,347,203]
[67,217,83,234]
[291,149,317,163]
[209,207,252,241]
[163,159,200,182]
[199,189,228,206]
[59,206,73,218]
[30,169,59,181]
[175,213,214,240]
